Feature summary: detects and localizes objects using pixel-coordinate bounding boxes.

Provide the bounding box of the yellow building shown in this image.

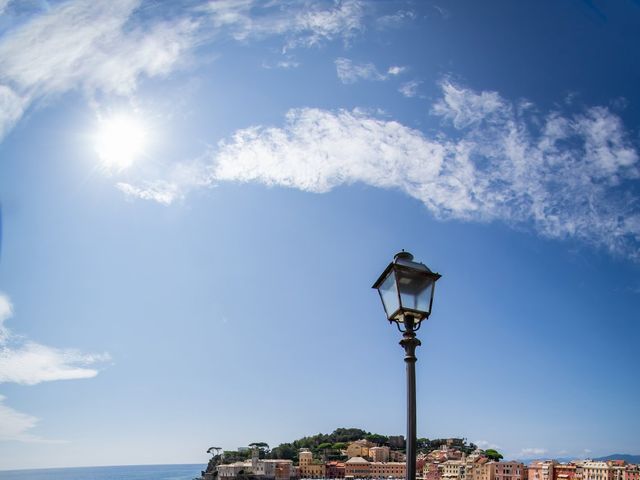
[442,460,465,480]
[581,462,612,480]
[298,449,326,478]
[347,442,372,459]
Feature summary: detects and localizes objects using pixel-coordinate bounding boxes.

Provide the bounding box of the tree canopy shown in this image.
[484,449,504,461]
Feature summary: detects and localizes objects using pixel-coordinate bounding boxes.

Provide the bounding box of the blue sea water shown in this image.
[0,464,204,480]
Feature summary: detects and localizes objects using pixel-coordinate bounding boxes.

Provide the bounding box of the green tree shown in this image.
[485,449,503,461]
[249,442,270,458]
[271,443,297,460]
[366,434,389,446]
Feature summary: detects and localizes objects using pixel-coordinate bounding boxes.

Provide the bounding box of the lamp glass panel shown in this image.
[397,271,434,314]
[377,270,399,319]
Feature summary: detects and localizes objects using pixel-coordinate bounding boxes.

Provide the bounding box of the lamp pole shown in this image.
[401,316,420,480]
[372,251,441,480]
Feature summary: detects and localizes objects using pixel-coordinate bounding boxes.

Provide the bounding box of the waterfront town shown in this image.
[202,439,640,480]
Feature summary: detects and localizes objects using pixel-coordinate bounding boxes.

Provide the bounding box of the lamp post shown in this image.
[372,251,441,480]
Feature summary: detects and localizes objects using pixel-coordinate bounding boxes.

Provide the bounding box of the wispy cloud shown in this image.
[475,440,501,450]
[0,0,197,142]
[335,58,386,83]
[335,58,407,84]
[376,9,416,29]
[0,342,110,386]
[124,80,640,260]
[0,395,40,443]
[517,447,548,458]
[0,293,109,442]
[0,394,68,443]
[0,0,366,143]
[387,65,407,76]
[201,0,364,49]
[399,79,422,97]
[0,293,110,386]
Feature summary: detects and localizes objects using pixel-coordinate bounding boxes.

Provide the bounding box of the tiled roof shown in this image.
[346,457,370,464]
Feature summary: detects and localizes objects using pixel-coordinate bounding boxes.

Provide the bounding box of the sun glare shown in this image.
[94,113,148,171]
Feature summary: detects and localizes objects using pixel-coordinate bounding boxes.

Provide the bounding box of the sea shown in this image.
[0,464,204,480]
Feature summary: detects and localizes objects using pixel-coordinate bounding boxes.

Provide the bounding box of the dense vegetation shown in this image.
[202,431,491,480]
[236,429,480,461]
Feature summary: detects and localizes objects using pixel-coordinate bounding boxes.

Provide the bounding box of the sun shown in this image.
[94,113,148,171]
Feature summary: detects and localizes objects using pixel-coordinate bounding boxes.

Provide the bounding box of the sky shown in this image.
[0,0,639,471]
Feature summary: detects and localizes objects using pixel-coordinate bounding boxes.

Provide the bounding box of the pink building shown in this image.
[493,462,527,480]
[424,462,443,480]
[529,461,556,480]
[624,466,639,480]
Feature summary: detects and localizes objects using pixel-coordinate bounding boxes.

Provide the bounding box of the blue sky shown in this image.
[0,0,639,471]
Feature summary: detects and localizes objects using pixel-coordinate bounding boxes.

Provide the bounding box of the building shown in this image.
[345,456,407,479]
[610,462,626,480]
[327,461,346,479]
[370,447,391,463]
[390,451,407,463]
[581,462,612,480]
[371,462,406,478]
[347,441,375,459]
[218,462,251,479]
[345,457,371,478]
[476,459,494,480]
[465,457,491,480]
[442,460,466,480]
[492,462,526,480]
[624,465,639,480]
[298,449,326,478]
[529,461,556,480]
[424,462,443,480]
[216,449,295,480]
[554,464,579,480]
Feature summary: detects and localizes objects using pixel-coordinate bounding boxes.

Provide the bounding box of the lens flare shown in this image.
[94,114,148,171]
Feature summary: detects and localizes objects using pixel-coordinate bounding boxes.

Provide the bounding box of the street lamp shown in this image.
[372,250,441,480]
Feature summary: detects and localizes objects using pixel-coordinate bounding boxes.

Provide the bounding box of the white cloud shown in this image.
[0,0,197,97]
[0,0,365,143]
[0,395,39,442]
[0,85,27,140]
[518,447,548,458]
[0,395,67,443]
[387,65,407,76]
[376,9,416,28]
[0,342,110,386]
[201,0,364,48]
[206,82,640,259]
[0,0,197,142]
[432,81,505,125]
[475,440,501,450]
[117,181,182,206]
[117,159,215,205]
[0,293,110,386]
[0,293,13,342]
[399,79,422,97]
[335,58,407,84]
[335,58,386,84]
[107,79,640,260]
